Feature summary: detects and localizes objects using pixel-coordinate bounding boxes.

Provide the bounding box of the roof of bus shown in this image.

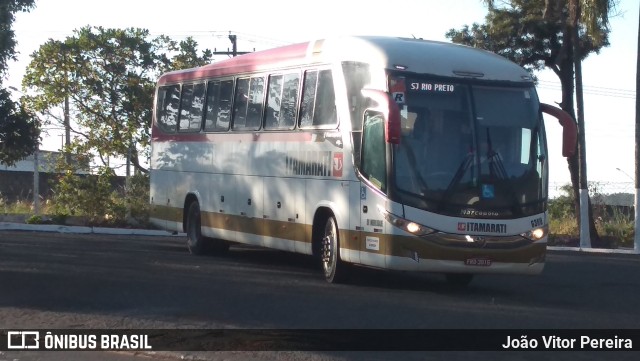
[157,36,532,85]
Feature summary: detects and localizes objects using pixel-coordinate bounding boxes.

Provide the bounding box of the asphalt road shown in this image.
[1,230,639,361]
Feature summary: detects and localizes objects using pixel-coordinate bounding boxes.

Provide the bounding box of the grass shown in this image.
[0,198,55,215]
[0,197,150,228]
[549,213,635,249]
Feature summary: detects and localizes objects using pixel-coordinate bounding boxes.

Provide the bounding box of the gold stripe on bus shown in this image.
[150,204,182,223]
[152,206,543,263]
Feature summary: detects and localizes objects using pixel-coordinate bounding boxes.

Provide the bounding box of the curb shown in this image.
[0,222,184,237]
[547,246,639,255]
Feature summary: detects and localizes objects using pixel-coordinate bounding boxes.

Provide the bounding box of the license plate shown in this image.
[465,258,492,266]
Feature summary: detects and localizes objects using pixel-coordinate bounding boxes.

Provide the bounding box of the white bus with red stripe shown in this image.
[150,36,576,285]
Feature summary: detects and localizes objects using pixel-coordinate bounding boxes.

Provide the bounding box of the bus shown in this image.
[150,36,577,285]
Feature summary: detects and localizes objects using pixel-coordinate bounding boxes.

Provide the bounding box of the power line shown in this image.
[537,80,636,99]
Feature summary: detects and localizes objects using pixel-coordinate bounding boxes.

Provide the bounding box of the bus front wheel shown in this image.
[321,216,350,284]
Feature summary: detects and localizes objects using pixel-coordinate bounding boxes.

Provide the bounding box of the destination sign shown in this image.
[409,82,456,92]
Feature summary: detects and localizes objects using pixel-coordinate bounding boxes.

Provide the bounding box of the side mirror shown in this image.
[360,89,401,144]
[540,103,577,158]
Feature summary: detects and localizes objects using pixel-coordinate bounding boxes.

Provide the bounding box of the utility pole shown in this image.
[33,144,39,216]
[125,143,132,223]
[571,0,591,248]
[62,43,71,165]
[212,33,254,57]
[634,4,640,253]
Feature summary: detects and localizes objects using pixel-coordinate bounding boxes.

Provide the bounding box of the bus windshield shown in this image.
[392,76,547,218]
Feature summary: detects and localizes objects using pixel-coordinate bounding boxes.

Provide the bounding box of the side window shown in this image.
[157,84,181,133]
[361,110,387,190]
[232,77,250,129]
[179,83,205,132]
[265,73,299,130]
[246,77,265,130]
[281,73,300,128]
[204,80,232,131]
[265,74,283,129]
[314,70,337,126]
[299,70,317,128]
[299,69,337,128]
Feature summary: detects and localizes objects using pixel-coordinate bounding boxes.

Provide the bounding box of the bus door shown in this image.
[359,183,388,268]
[357,109,390,268]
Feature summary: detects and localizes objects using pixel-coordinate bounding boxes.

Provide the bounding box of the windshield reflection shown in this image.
[392,79,547,217]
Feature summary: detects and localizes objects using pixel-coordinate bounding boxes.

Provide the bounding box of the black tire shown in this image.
[445,273,474,287]
[186,201,207,255]
[321,216,350,283]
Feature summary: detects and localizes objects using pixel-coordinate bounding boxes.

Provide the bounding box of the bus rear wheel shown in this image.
[186,201,228,255]
[321,216,349,284]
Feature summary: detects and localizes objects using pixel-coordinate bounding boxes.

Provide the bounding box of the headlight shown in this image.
[378,206,436,236]
[521,225,548,241]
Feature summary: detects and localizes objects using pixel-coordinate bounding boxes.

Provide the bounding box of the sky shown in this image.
[5,0,639,195]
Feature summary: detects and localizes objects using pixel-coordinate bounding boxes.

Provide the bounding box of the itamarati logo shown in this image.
[458,222,507,234]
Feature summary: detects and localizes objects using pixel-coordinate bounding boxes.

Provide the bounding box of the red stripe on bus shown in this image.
[158,42,312,84]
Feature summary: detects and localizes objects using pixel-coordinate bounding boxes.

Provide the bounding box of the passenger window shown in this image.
[246,77,264,130]
[205,80,232,131]
[300,69,337,128]
[265,75,283,129]
[299,71,317,128]
[265,73,299,130]
[281,73,300,128]
[157,84,181,133]
[314,70,337,126]
[232,78,250,129]
[179,83,205,132]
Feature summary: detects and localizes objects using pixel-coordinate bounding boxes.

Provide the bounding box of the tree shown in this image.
[0,0,37,166]
[164,37,213,72]
[22,26,213,174]
[0,0,35,77]
[446,0,617,245]
[0,88,38,166]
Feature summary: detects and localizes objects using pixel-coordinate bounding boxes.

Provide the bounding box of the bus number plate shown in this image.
[465,258,492,266]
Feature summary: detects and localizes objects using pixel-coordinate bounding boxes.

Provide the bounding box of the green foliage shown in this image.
[1,1,38,164]
[446,0,612,74]
[50,213,67,225]
[600,207,634,247]
[548,183,575,220]
[48,152,151,226]
[0,88,39,166]
[25,214,41,224]
[124,173,151,225]
[0,0,36,77]
[51,165,122,225]
[164,37,213,72]
[548,183,635,248]
[22,27,213,175]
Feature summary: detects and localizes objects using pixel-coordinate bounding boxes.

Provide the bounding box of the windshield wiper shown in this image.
[485,128,507,180]
[438,151,474,211]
